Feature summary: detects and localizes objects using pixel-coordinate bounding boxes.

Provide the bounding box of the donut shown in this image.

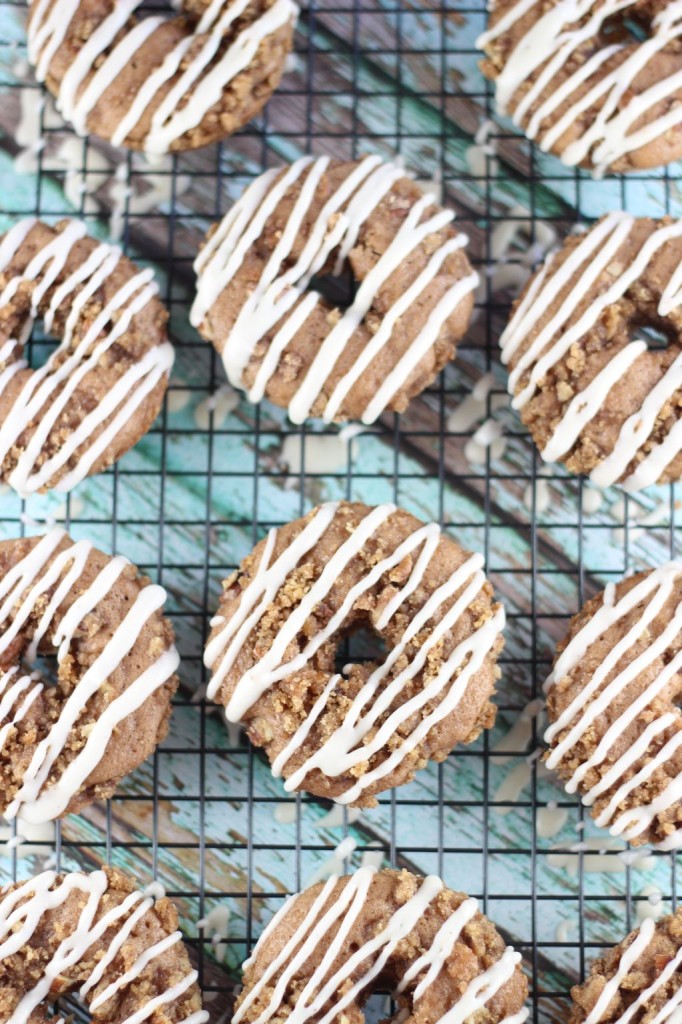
[190,155,478,424]
[544,562,682,850]
[499,212,682,491]
[26,0,298,154]
[477,0,682,176]
[204,500,505,806]
[0,218,173,496]
[0,866,207,1023]
[0,527,179,824]
[235,867,528,1024]
[570,910,682,1024]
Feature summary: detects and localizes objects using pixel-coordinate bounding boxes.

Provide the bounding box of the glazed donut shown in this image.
[0,866,207,1023]
[544,563,682,849]
[205,500,505,806]
[190,155,478,424]
[235,867,528,1024]
[477,0,682,176]
[499,213,682,491]
[0,218,172,496]
[0,528,179,824]
[571,910,682,1024]
[26,0,298,154]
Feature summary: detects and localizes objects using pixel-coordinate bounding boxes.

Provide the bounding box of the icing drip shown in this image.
[205,502,504,804]
[478,0,682,176]
[544,563,682,847]
[235,869,526,1024]
[0,869,208,1024]
[0,219,173,496]
[191,157,477,424]
[27,0,298,154]
[499,213,682,491]
[0,528,179,823]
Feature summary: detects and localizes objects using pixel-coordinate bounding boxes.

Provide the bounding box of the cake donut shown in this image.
[477,0,682,176]
[205,500,505,806]
[26,0,298,154]
[0,218,173,496]
[0,528,179,824]
[499,213,682,491]
[0,866,207,1023]
[235,867,528,1024]
[570,910,682,1024]
[544,563,682,849]
[191,155,478,424]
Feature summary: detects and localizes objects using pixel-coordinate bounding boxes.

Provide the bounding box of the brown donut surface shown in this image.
[0,866,206,1023]
[0,218,172,496]
[544,563,682,849]
[27,0,298,154]
[477,0,682,176]
[570,909,682,1024]
[0,529,178,823]
[190,156,478,424]
[235,868,528,1024]
[204,500,504,807]
[499,213,682,491]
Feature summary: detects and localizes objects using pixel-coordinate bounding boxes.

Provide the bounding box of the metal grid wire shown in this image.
[0,1,681,1022]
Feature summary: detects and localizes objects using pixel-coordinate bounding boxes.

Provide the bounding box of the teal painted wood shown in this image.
[0,2,680,1022]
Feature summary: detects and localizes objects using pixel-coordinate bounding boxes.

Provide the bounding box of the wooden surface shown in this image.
[0,2,681,1022]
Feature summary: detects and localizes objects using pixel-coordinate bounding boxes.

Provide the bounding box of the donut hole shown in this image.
[25,330,61,371]
[308,266,359,310]
[363,992,393,1023]
[622,16,648,42]
[24,651,59,687]
[12,305,62,371]
[336,627,388,671]
[636,322,674,351]
[598,9,650,45]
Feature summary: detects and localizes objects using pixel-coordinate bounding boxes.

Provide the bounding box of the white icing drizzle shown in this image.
[499,212,682,491]
[477,0,682,176]
[544,563,682,846]
[0,869,208,1024]
[234,868,526,1024]
[27,0,298,154]
[0,219,173,496]
[205,503,504,804]
[191,157,477,424]
[0,528,179,823]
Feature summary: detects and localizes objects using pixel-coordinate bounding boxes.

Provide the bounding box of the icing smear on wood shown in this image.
[478,0,682,177]
[499,212,682,491]
[0,219,174,496]
[191,155,477,424]
[27,0,298,155]
[236,867,527,1024]
[544,563,682,849]
[205,502,504,805]
[0,869,207,1023]
[0,529,178,823]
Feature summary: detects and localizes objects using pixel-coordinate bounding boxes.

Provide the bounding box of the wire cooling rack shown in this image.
[1,1,682,1022]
